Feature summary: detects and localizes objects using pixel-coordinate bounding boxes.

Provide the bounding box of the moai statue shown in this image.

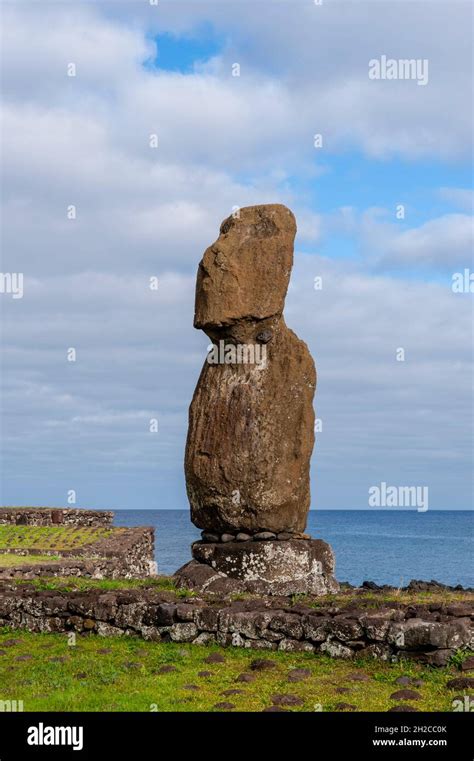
[176,204,338,595]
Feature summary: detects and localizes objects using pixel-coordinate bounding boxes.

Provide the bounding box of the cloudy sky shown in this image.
[1,0,472,513]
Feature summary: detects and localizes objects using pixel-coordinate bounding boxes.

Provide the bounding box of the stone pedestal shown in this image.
[175,538,339,596]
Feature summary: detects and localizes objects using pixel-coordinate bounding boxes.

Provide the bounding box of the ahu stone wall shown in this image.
[0,528,156,580]
[0,585,471,666]
[0,508,114,527]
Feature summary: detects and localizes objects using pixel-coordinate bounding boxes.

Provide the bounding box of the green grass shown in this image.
[0,525,113,552]
[0,628,469,713]
[0,554,61,568]
[7,577,473,608]
[9,576,187,593]
[291,589,474,609]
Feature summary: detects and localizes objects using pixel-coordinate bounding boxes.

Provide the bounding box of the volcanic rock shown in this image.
[184,204,316,535]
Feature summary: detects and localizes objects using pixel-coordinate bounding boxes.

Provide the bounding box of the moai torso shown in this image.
[185,204,316,535]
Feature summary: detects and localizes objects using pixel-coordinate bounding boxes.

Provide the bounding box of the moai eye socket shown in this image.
[256,330,273,344]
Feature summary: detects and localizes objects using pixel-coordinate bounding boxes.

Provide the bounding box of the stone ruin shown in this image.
[175,204,339,596]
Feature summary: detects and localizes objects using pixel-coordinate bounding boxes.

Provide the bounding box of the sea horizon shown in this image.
[112,508,474,588]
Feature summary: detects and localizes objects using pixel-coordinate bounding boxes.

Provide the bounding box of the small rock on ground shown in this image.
[236,673,255,683]
[221,689,245,696]
[271,693,305,707]
[446,677,474,690]
[204,653,225,664]
[250,659,277,671]
[390,690,422,701]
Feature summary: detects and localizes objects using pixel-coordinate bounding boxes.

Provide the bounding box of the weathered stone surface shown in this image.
[268,612,303,640]
[0,507,113,527]
[303,615,331,642]
[358,643,391,660]
[192,632,216,645]
[191,538,338,596]
[320,640,354,659]
[278,638,314,653]
[194,607,220,632]
[169,623,198,642]
[176,603,202,623]
[360,609,397,641]
[244,639,277,651]
[173,560,222,591]
[218,609,274,639]
[1,581,471,667]
[194,204,296,340]
[388,618,471,650]
[185,204,316,535]
[326,617,364,642]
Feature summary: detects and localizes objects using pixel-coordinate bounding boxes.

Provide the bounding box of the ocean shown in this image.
[113,509,473,588]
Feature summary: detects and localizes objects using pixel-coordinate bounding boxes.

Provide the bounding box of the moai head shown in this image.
[194,204,296,341]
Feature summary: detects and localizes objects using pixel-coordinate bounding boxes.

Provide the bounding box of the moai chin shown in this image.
[180,204,338,596]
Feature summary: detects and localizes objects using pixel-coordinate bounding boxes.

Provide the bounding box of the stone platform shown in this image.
[0,579,472,666]
[175,537,339,596]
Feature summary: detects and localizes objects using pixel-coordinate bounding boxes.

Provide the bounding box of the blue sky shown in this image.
[1,0,472,513]
[147,27,222,73]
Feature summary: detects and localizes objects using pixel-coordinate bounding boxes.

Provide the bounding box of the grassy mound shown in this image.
[0,554,61,568]
[0,525,113,553]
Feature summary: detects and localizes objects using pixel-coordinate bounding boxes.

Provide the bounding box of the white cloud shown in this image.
[380,214,474,269]
[0,0,472,512]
